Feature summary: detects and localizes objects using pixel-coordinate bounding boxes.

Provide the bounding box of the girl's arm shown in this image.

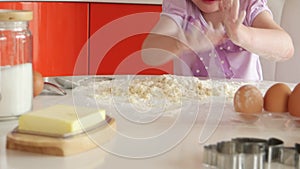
[220,0,294,61]
[240,11,294,61]
[141,15,183,66]
[142,15,226,66]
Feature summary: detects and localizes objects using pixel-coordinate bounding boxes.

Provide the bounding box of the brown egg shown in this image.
[288,83,300,117]
[33,71,44,97]
[264,83,291,112]
[234,84,263,114]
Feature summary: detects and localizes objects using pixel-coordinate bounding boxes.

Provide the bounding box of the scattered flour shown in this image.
[74,75,248,108]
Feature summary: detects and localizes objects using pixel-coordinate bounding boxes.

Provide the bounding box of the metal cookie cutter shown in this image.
[216,141,240,169]
[233,137,284,164]
[267,143,300,169]
[235,142,265,169]
[296,144,300,169]
[202,137,284,169]
[203,144,218,167]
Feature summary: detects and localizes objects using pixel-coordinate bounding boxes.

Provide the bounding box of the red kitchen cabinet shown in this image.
[89,3,173,75]
[0,2,172,76]
[0,2,89,76]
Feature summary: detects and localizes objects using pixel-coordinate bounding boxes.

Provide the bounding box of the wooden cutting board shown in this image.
[6,118,116,156]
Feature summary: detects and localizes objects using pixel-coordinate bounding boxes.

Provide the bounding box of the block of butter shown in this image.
[18,104,106,135]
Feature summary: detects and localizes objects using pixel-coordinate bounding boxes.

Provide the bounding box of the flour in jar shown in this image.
[0,63,33,117]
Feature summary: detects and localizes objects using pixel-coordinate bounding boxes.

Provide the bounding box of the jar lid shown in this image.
[0,9,33,21]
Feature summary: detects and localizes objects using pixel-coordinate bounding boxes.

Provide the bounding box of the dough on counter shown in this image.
[86,75,246,105]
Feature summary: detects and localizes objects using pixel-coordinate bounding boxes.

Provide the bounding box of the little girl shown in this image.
[142,0,294,80]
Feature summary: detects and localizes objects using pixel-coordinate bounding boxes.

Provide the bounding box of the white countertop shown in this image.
[2,0,163,5]
[1,75,299,169]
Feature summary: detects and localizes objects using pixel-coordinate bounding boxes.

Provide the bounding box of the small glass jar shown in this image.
[0,9,33,119]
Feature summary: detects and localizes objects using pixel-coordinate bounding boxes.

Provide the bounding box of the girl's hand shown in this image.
[182,19,226,52]
[219,0,246,45]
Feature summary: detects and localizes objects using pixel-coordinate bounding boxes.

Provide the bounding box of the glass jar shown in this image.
[0,9,33,119]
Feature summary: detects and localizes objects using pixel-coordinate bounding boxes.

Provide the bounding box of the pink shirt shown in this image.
[162,0,272,81]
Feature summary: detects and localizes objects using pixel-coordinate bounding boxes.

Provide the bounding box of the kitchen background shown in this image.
[0,0,299,83]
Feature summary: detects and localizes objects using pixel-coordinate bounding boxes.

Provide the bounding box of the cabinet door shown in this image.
[89,3,173,75]
[0,2,89,76]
